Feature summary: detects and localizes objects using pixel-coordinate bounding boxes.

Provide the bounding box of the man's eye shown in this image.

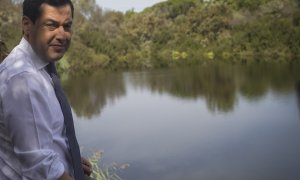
[64,24,72,31]
[45,23,57,30]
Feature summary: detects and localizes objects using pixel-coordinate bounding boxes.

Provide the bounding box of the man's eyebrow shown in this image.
[44,18,72,24]
[64,20,73,25]
[44,19,59,24]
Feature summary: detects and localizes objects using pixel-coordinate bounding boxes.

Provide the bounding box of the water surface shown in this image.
[63,62,300,180]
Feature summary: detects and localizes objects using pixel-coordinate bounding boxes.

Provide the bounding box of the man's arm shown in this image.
[2,73,66,179]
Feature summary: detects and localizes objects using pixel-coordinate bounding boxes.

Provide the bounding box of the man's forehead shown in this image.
[39,3,73,20]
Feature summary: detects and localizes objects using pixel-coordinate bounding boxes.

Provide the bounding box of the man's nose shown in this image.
[55,26,70,42]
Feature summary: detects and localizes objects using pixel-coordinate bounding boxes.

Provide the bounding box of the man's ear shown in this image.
[22,16,33,38]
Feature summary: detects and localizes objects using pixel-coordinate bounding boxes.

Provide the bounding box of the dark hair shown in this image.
[23,0,74,23]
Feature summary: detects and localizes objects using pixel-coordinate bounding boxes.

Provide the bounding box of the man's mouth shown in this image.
[50,44,65,51]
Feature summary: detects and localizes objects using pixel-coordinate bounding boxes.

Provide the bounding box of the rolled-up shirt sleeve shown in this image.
[2,72,65,179]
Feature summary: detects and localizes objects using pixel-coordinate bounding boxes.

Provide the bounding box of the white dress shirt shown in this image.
[0,38,73,179]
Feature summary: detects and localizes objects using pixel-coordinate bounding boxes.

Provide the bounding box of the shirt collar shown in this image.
[19,37,49,70]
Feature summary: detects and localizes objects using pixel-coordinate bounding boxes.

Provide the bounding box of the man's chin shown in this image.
[48,54,65,62]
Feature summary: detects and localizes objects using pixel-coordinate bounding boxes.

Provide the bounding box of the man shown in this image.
[0,0,92,179]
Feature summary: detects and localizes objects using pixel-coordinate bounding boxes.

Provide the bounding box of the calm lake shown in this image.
[63,62,300,180]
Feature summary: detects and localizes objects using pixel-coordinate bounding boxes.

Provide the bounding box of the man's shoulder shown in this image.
[0,46,36,83]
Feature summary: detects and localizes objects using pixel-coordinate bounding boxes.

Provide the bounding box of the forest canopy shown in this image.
[1,0,300,72]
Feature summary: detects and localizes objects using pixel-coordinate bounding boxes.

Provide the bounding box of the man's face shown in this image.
[25,4,73,62]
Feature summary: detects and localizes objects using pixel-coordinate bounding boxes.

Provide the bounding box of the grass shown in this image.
[87,150,129,180]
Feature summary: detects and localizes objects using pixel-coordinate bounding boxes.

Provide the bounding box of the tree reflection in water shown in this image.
[62,71,126,119]
[62,62,300,118]
[128,62,300,112]
[296,80,300,117]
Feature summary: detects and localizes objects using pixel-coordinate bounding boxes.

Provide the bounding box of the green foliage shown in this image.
[65,40,110,72]
[158,0,196,19]
[234,0,271,10]
[1,0,300,72]
[0,1,21,50]
[87,150,129,180]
